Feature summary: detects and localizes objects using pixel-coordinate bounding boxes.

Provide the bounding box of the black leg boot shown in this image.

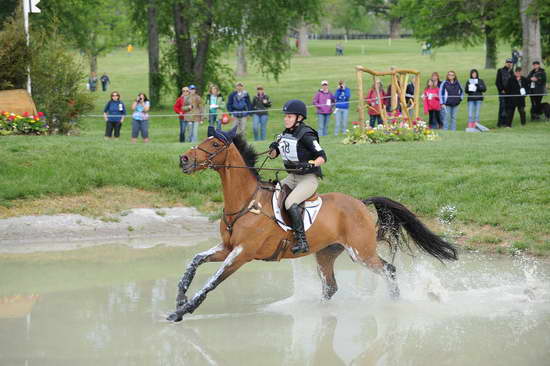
[288,203,309,254]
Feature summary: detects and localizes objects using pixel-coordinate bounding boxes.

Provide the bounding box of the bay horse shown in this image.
[167,128,457,322]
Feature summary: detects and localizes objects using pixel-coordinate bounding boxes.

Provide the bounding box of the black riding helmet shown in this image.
[282,99,307,120]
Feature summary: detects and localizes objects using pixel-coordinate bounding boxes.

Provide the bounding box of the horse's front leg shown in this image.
[176,243,230,309]
[168,245,250,322]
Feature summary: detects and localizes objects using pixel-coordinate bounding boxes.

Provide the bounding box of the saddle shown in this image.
[277,184,319,227]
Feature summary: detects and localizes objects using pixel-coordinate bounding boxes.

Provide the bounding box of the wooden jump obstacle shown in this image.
[355,66,421,126]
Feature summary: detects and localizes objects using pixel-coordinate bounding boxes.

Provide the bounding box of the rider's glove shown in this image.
[296,162,315,171]
[269,141,279,151]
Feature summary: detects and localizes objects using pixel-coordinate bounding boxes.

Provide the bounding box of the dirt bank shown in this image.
[0,207,219,254]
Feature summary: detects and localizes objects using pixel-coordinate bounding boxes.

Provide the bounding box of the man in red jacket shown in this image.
[174,86,191,142]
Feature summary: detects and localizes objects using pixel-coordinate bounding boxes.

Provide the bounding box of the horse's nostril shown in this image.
[181,155,189,163]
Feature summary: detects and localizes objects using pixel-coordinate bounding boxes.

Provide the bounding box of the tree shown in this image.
[34,0,131,74]
[158,0,321,95]
[0,9,29,90]
[353,0,402,39]
[398,0,499,69]
[0,0,19,29]
[326,0,374,37]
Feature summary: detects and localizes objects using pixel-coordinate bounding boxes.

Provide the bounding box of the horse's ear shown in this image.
[207,126,215,137]
[227,125,238,141]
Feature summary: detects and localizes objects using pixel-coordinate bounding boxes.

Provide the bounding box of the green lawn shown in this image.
[1,39,549,254]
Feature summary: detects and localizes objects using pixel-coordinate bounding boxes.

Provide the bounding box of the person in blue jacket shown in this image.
[226,81,251,136]
[333,80,351,136]
[103,91,126,139]
[439,71,463,131]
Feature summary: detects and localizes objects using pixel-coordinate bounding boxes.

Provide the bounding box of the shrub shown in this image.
[30,27,95,135]
[0,10,29,90]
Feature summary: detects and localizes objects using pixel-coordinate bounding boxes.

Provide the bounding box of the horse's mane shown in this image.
[232,134,260,180]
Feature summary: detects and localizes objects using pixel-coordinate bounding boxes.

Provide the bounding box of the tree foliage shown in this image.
[34,0,131,73]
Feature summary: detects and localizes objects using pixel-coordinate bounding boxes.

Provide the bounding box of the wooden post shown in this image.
[355,66,365,128]
[414,72,421,121]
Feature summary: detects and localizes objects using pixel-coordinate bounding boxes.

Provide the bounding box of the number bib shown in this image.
[278,133,299,163]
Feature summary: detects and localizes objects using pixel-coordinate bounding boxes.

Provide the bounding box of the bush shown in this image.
[30,27,95,135]
[0,10,29,90]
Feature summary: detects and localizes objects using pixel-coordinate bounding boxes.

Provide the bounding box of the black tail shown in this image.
[363,196,458,262]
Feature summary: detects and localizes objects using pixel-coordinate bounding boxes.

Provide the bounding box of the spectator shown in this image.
[227,81,251,136]
[187,85,203,142]
[251,85,272,141]
[511,49,520,66]
[431,72,444,128]
[439,70,463,131]
[334,79,351,136]
[527,61,547,121]
[464,69,487,132]
[127,44,133,54]
[88,72,98,92]
[423,79,441,129]
[100,73,110,92]
[174,86,191,142]
[496,58,514,127]
[312,80,335,136]
[405,77,416,114]
[336,42,344,56]
[204,85,225,129]
[505,67,529,127]
[131,93,150,143]
[366,79,386,128]
[103,91,126,139]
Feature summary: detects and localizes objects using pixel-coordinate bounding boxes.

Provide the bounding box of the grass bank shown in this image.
[1,39,549,255]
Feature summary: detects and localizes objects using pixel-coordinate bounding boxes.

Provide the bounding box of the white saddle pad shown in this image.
[272,183,323,232]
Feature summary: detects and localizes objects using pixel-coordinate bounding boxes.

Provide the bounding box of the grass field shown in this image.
[1,39,549,255]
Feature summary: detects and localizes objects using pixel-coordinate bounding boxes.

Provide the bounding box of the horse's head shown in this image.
[179,126,238,174]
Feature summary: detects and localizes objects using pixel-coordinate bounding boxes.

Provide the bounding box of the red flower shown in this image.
[38,112,44,117]
[8,115,15,121]
[34,116,40,121]
[23,112,29,117]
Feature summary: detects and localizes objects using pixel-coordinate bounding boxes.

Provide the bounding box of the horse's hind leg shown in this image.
[345,246,400,299]
[315,244,345,300]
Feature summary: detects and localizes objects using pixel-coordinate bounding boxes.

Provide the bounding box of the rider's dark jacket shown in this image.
[272,123,327,177]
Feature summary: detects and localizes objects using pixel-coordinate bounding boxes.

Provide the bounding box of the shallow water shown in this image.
[1,244,549,366]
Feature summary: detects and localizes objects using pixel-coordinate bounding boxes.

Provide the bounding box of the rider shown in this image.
[269,99,327,254]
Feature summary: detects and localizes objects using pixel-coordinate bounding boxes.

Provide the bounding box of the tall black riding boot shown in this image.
[288,203,309,254]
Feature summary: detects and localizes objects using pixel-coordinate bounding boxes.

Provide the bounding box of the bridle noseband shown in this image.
[183,140,230,171]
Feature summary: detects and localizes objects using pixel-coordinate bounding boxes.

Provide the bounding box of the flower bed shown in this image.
[343,116,437,144]
[0,111,47,136]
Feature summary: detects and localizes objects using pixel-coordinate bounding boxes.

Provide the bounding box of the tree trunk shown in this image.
[298,20,310,56]
[147,0,161,106]
[484,24,497,69]
[90,54,97,74]
[173,2,194,91]
[389,17,401,40]
[520,0,542,75]
[235,43,247,77]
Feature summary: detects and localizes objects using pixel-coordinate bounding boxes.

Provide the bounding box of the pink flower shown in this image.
[38,112,44,117]
[23,112,29,117]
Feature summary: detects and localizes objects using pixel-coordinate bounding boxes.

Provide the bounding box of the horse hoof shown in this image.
[167,311,183,322]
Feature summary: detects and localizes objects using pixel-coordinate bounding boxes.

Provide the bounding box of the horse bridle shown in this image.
[184,140,230,171]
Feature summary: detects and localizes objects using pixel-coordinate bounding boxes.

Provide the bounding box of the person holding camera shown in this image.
[131,93,150,143]
[251,85,272,141]
[333,80,351,136]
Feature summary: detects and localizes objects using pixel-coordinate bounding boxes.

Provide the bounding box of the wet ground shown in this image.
[1,242,549,366]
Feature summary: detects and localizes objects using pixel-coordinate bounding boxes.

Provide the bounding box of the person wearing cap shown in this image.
[251,85,272,141]
[495,58,514,127]
[527,61,547,121]
[173,86,191,142]
[227,82,251,135]
[334,80,351,136]
[312,80,335,136]
[268,100,327,254]
[187,84,204,142]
